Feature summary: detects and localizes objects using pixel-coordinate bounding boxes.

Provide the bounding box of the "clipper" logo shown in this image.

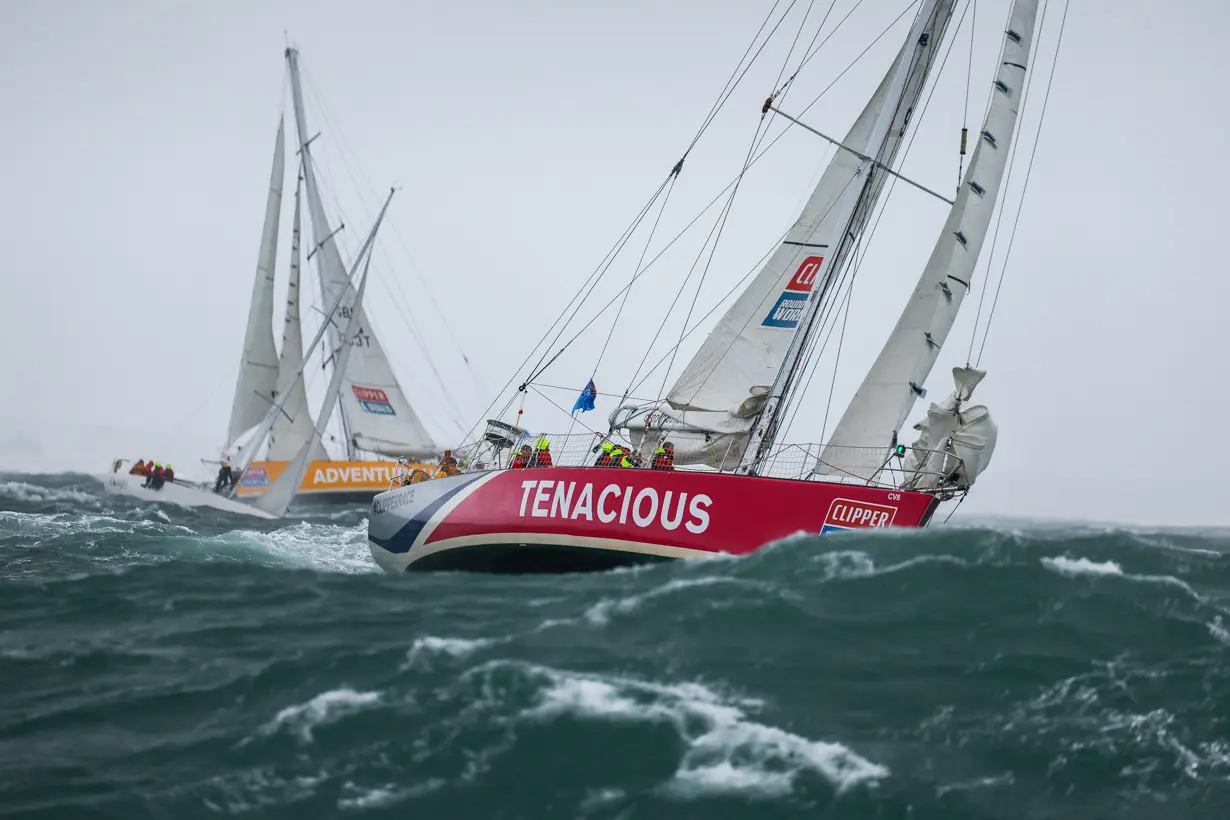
[821,498,897,534]
[762,255,824,329]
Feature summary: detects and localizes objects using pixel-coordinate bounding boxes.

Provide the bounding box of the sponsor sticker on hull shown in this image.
[821,498,898,534]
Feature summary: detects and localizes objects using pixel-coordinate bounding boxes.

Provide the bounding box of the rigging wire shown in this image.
[298,70,471,438]
[592,172,680,377]
[520,0,815,394]
[539,1,925,402]
[974,0,1070,367]
[656,0,824,404]
[959,0,976,189]
[298,67,488,398]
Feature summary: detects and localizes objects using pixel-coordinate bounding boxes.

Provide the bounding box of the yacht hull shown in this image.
[101,472,277,519]
[367,467,939,574]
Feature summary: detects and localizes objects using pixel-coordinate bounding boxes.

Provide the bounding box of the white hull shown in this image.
[100,472,277,520]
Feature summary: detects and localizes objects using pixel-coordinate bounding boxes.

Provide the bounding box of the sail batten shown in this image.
[225,119,285,453]
[816,0,1040,481]
[284,48,440,462]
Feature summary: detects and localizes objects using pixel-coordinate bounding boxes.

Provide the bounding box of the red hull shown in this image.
[368,467,940,573]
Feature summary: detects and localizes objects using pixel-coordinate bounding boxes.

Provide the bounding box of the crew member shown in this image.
[651,441,675,471]
[214,460,234,494]
[146,463,165,490]
[163,464,176,483]
[529,436,553,468]
[594,440,614,467]
[434,450,460,478]
[509,445,532,469]
[129,459,146,475]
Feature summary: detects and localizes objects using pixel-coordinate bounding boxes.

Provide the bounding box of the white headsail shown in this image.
[254,191,394,517]
[284,47,440,461]
[816,0,1039,483]
[225,118,285,453]
[268,172,328,462]
[613,0,956,468]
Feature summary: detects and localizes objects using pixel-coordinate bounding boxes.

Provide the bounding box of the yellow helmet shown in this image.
[535,436,550,451]
[600,441,613,452]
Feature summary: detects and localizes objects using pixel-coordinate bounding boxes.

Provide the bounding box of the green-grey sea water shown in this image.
[2,472,1228,819]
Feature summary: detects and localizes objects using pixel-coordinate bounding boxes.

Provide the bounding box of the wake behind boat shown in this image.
[369,0,1054,573]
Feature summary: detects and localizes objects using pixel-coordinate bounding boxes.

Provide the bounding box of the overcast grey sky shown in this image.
[2,0,1228,527]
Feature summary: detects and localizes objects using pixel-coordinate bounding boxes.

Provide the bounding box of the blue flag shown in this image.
[572,379,597,414]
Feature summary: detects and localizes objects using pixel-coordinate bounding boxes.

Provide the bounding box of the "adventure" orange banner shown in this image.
[235,460,436,497]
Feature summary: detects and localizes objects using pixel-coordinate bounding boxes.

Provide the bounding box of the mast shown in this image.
[738,0,955,473]
[284,45,356,460]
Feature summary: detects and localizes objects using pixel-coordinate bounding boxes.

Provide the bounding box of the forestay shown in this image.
[615,0,956,468]
[268,173,329,462]
[284,48,439,461]
[816,0,1039,481]
[224,118,284,453]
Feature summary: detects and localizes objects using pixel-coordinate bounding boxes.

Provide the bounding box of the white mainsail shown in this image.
[225,118,285,453]
[284,47,440,461]
[816,0,1039,483]
[614,0,956,468]
[268,172,328,462]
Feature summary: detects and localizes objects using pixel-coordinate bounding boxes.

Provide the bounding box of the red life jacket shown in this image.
[509,453,528,469]
[530,450,553,468]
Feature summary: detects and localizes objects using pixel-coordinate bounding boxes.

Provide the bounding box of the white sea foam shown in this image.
[510,662,886,798]
[403,635,496,670]
[260,687,382,743]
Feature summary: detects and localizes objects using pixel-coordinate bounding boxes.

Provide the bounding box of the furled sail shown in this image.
[284,47,440,461]
[225,118,285,453]
[268,173,329,462]
[613,0,956,468]
[816,0,1039,482]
